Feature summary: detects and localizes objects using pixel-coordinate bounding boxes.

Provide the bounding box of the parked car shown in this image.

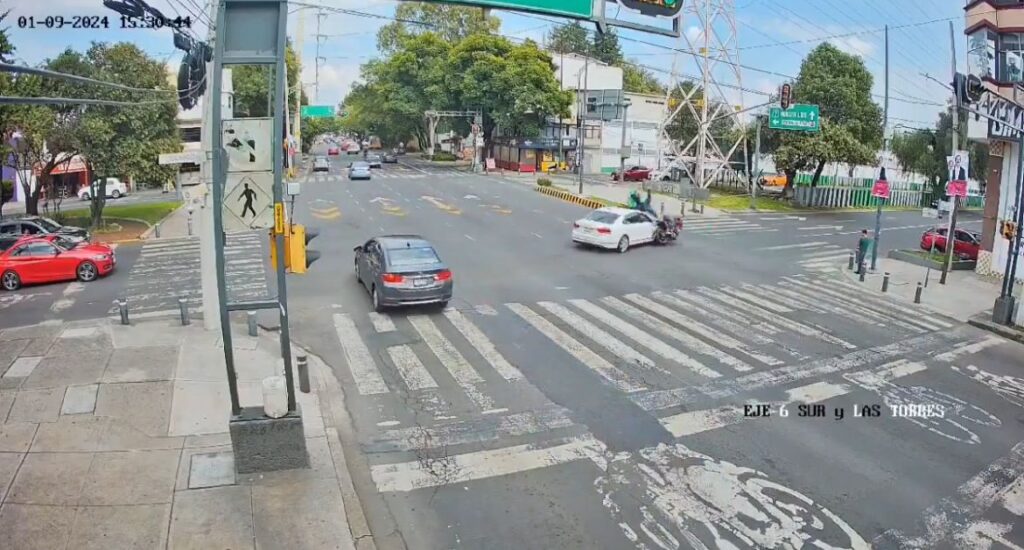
[0,235,20,253]
[327,145,340,156]
[367,154,383,169]
[920,227,981,260]
[313,156,330,172]
[349,161,372,180]
[353,235,453,312]
[612,166,652,182]
[79,177,129,200]
[572,207,658,253]
[0,234,115,291]
[0,216,90,243]
[383,153,398,164]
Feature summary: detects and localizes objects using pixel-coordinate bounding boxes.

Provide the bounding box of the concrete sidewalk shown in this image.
[0,317,364,549]
[543,176,728,218]
[142,204,195,241]
[837,256,1023,325]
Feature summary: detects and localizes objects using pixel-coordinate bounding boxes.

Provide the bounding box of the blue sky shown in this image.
[7,0,964,129]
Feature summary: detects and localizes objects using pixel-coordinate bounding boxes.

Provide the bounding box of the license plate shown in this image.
[414,278,430,288]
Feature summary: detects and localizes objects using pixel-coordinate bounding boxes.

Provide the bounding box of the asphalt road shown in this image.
[279,153,1024,549]
[0,148,1017,548]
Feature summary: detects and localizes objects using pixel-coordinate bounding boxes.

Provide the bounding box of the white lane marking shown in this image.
[875,441,1024,548]
[696,287,857,349]
[783,277,945,332]
[624,294,783,366]
[752,283,884,327]
[798,225,843,231]
[672,289,782,336]
[386,345,438,391]
[482,408,508,415]
[800,248,846,259]
[474,304,498,316]
[934,336,1004,362]
[719,286,793,313]
[755,241,829,251]
[371,435,605,493]
[407,315,485,384]
[661,360,921,437]
[50,282,85,313]
[464,234,475,241]
[368,312,396,332]
[652,291,776,346]
[539,301,657,370]
[506,303,646,393]
[781,279,932,332]
[827,277,954,326]
[443,309,523,381]
[569,299,720,379]
[332,314,389,395]
[532,232,543,239]
[377,420,400,427]
[602,296,753,373]
[951,364,1024,408]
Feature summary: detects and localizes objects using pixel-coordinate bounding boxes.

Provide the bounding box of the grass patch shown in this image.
[88,201,180,225]
[537,178,553,187]
[908,249,950,263]
[708,192,795,212]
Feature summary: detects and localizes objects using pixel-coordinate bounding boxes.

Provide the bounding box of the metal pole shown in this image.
[994,134,1024,324]
[314,10,324,103]
[848,251,855,271]
[941,21,960,285]
[618,102,630,182]
[914,282,923,304]
[579,56,589,195]
[558,50,564,167]
[273,5,298,414]
[187,209,194,236]
[247,311,258,336]
[882,272,890,292]
[200,0,221,333]
[117,298,129,325]
[297,354,310,393]
[210,1,241,417]
[750,116,760,210]
[871,25,889,272]
[179,297,190,326]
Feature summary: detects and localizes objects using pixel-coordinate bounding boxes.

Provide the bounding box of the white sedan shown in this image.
[78,178,128,200]
[572,207,658,253]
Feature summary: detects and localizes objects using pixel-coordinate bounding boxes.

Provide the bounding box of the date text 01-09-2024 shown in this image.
[16,15,192,30]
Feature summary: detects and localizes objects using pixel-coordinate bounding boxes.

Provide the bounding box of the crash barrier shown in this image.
[534,185,606,210]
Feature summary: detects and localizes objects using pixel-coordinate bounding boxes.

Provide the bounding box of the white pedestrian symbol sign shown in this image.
[222,118,272,173]
[223,173,274,232]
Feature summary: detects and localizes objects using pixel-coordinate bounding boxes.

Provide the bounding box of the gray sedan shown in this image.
[349,161,372,180]
[353,235,453,312]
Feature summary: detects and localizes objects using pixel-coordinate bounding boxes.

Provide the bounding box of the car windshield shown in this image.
[586,211,620,224]
[52,236,78,251]
[387,246,440,266]
[352,162,369,169]
[36,218,62,231]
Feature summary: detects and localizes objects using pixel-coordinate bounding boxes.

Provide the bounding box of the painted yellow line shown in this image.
[534,186,603,210]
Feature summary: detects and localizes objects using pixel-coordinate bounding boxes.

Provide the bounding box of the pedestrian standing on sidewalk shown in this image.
[856,229,871,274]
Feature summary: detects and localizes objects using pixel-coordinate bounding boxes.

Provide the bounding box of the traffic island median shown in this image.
[888,249,976,271]
[534,184,607,210]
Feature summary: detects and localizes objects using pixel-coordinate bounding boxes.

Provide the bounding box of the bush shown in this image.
[430,152,457,162]
[537,178,553,187]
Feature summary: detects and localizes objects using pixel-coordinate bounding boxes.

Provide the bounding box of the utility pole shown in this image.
[941,21,960,285]
[558,50,564,167]
[293,10,304,177]
[750,116,761,210]
[200,0,220,331]
[694,0,711,197]
[871,24,890,271]
[618,100,631,180]
[578,56,589,194]
[314,10,326,103]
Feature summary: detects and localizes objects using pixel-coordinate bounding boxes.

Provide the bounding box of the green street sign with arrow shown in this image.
[768,104,820,132]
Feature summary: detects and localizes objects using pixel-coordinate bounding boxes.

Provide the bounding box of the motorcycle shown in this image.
[654,215,682,244]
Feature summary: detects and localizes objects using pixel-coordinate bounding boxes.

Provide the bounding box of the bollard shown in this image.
[297,354,310,393]
[914,282,923,304]
[178,298,190,326]
[247,311,258,337]
[116,298,129,325]
[848,252,855,271]
[154,223,161,238]
[700,204,705,214]
[859,264,866,282]
[882,272,890,293]
[187,211,194,236]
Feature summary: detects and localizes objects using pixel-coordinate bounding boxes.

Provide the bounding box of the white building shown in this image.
[600,92,668,174]
[165,68,234,190]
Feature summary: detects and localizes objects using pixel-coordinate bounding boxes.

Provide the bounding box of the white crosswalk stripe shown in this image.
[333,313,389,395]
[407,315,494,410]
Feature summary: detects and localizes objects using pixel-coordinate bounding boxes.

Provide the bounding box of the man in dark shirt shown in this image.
[856,229,872,274]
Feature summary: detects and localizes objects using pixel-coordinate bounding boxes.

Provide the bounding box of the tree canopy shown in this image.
[546,23,662,95]
[231,40,306,118]
[891,109,988,194]
[377,3,500,54]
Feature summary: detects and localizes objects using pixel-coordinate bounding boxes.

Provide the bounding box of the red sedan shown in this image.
[612,166,651,182]
[920,227,981,260]
[0,235,115,291]
[327,146,340,156]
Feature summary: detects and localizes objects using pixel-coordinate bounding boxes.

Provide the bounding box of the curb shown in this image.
[967,315,1024,344]
[140,204,185,240]
[534,185,604,209]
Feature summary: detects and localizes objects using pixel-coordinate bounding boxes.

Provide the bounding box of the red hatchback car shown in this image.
[612,166,652,182]
[920,227,981,260]
[327,146,340,156]
[0,235,115,291]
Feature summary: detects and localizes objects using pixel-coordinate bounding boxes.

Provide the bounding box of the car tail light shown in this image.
[382,273,404,284]
[435,270,452,282]
[597,227,611,234]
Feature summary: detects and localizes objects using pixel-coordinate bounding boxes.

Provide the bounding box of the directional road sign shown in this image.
[768,104,820,132]
[223,172,275,232]
[419,0,591,19]
[301,105,335,118]
[223,118,272,172]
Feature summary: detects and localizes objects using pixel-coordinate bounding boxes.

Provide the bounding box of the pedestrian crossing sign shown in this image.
[223,172,275,232]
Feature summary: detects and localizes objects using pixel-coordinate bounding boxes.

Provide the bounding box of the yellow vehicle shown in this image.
[762,174,787,187]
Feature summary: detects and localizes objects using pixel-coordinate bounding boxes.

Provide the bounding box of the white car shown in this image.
[78,178,128,200]
[572,207,658,253]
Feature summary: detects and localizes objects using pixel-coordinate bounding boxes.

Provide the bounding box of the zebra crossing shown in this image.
[684,214,766,236]
[305,169,478,184]
[112,232,269,317]
[795,242,852,273]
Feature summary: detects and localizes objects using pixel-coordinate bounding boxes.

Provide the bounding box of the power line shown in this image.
[0,63,177,94]
[0,95,174,107]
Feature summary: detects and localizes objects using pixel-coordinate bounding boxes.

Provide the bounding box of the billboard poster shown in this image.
[946,151,969,197]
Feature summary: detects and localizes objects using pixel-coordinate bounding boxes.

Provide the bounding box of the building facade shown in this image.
[964,0,1024,291]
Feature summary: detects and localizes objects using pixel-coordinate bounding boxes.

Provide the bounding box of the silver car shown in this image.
[353,235,453,312]
[349,161,372,180]
[366,154,383,168]
[313,156,330,172]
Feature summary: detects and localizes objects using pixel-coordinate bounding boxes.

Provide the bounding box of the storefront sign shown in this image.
[967,91,1024,141]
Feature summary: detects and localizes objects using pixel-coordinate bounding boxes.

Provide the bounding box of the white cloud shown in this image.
[685,25,704,43]
[302,61,362,106]
[831,35,876,59]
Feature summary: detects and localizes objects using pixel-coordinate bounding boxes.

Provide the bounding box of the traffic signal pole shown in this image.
[870,25,889,272]
[941,22,960,285]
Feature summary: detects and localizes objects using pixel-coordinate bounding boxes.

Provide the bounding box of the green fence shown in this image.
[792,174,983,209]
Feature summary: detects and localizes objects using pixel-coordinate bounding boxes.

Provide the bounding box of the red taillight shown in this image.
[382,273,404,283]
[597,227,611,235]
[435,270,452,282]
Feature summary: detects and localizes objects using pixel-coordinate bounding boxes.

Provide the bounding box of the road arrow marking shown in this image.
[369,197,391,204]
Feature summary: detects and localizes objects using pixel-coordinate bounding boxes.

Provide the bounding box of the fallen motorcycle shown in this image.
[654,215,682,244]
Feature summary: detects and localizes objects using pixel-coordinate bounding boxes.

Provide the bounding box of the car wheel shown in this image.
[617,235,630,253]
[354,259,361,284]
[76,261,98,282]
[1,270,20,291]
[372,286,385,312]
[111,190,121,199]
[81,193,90,201]
[437,300,449,310]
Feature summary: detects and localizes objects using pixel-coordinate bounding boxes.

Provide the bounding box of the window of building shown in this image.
[968,29,997,80]
[999,32,1024,83]
[179,126,201,143]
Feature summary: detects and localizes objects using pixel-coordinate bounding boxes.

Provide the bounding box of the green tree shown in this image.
[591,29,623,66]
[622,63,664,95]
[891,109,988,195]
[767,43,883,196]
[546,21,590,55]
[232,40,306,118]
[0,179,12,218]
[300,116,345,152]
[377,3,500,53]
